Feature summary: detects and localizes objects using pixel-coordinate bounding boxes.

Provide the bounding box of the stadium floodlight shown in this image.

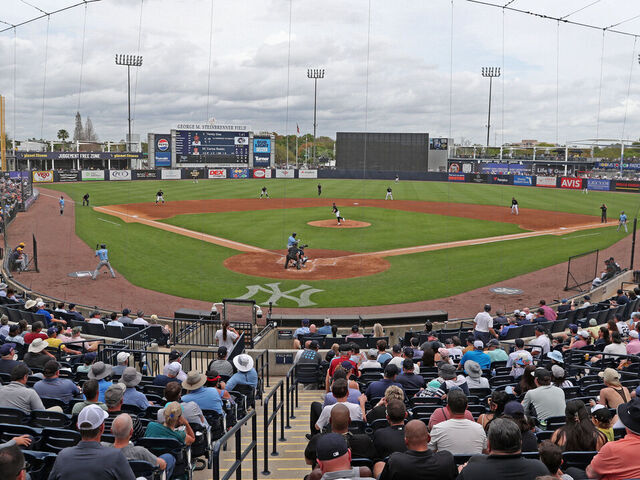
[307,68,325,164]
[115,54,143,152]
[481,67,501,148]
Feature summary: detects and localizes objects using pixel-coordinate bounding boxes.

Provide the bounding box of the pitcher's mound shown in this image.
[308,220,371,228]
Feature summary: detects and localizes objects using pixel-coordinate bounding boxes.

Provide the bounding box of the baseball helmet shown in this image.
[100,244,106,249]
[292,232,297,237]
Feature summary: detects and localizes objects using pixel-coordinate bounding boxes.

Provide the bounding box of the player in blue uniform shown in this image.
[92,244,116,280]
[59,196,65,215]
[617,211,628,232]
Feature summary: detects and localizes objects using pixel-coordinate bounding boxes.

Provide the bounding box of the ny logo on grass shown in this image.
[238,283,324,307]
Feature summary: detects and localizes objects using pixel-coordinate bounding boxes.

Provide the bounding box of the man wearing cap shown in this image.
[597,368,631,410]
[88,311,105,325]
[34,301,56,328]
[314,432,376,480]
[435,363,470,395]
[378,419,457,480]
[485,339,509,363]
[153,361,182,386]
[472,304,498,345]
[365,364,404,401]
[557,298,573,313]
[207,346,234,377]
[0,343,20,374]
[521,368,566,423]
[72,379,107,415]
[586,397,640,480]
[48,404,135,480]
[33,360,82,404]
[120,366,150,411]
[627,329,640,355]
[459,340,492,371]
[226,353,259,391]
[119,309,134,325]
[132,310,148,326]
[396,359,425,390]
[328,344,358,379]
[112,352,130,377]
[23,337,55,369]
[361,349,382,370]
[66,303,85,321]
[346,325,364,339]
[317,317,332,335]
[46,326,82,355]
[506,339,532,368]
[23,321,47,345]
[293,319,311,349]
[88,361,113,403]
[163,350,187,382]
[103,383,145,441]
[181,370,223,414]
[0,364,45,412]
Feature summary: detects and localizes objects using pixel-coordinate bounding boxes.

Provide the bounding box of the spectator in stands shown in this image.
[23,321,47,344]
[226,353,258,390]
[54,302,66,313]
[66,303,84,321]
[23,337,54,369]
[477,390,509,430]
[46,326,81,355]
[314,379,366,433]
[459,340,491,370]
[506,339,532,368]
[604,331,627,356]
[57,326,99,351]
[296,341,324,388]
[396,359,425,390]
[377,340,391,364]
[421,320,438,342]
[207,346,234,377]
[0,315,8,338]
[106,312,123,327]
[615,288,629,305]
[464,360,489,389]
[0,363,44,411]
[591,405,614,441]
[77,352,96,373]
[373,322,384,338]
[499,316,520,339]
[586,397,640,480]
[436,363,469,394]
[103,383,145,441]
[0,343,19,374]
[4,324,23,346]
[349,344,365,366]
[521,368,566,424]
[501,402,538,452]
[472,304,498,345]
[132,310,148,326]
[109,413,174,478]
[346,325,364,339]
[366,385,404,423]
[486,339,509,363]
[597,368,631,409]
[557,298,572,313]
[324,367,361,406]
[365,364,403,400]
[529,325,552,356]
[317,317,332,335]
[205,368,233,403]
[445,337,463,361]
[87,311,104,325]
[428,389,486,454]
[88,361,113,402]
[326,344,358,389]
[538,441,571,480]
[34,360,81,403]
[118,309,134,325]
[34,301,54,328]
[72,379,107,415]
[315,433,376,480]
[550,365,573,388]
[153,361,182,387]
[373,399,407,464]
[160,381,208,426]
[409,337,424,360]
[111,352,129,377]
[293,319,311,349]
[615,313,630,337]
[566,328,592,351]
[181,370,223,414]
[539,299,557,321]
[514,364,536,395]
[546,349,565,366]
[48,404,135,480]
[494,308,508,326]
[552,399,607,452]
[415,379,446,400]
[586,318,601,338]
[216,319,239,353]
[594,326,611,350]
[294,340,313,364]
[6,288,21,304]
[120,366,150,411]
[0,443,27,480]
[457,418,548,479]
[628,329,640,354]
[533,308,548,323]
[148,314,172,346]
[144,400,195,447]
[427,389,476,432]
[361,348,382,370]
[162,350,187,381]
[305,403,376,468]
[378,419,456,480]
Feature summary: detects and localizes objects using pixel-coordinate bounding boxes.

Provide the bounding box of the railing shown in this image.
[96,345,180,377]
[284,364,298,429]
[261,378,286,475]
[211,410,258,480]
[172,317,254,348]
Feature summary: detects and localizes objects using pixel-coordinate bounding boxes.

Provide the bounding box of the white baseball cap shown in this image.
[77,404,108,430]
[116,352,130,363]
[473,340,484,349]
[630,330,639,339]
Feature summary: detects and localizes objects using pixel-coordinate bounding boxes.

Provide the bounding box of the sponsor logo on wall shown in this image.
[448,163,460,173]
[276,169,295,178]
[615,181,640,192]
[230,168,249,179]
[134,170,158,179]
[298,169,318,179]
[586,178,610,191]
[560,177,583,189]
[462,163,473,173]
[448,174,465,182]
[253,138,271,153]
[110,170,132,181]
[252,168,272,178]
[208,169,227,179]
[81,170,105,181]
[513,175,533,186]
[491,175,511,184]
[32,171,53,183]
[469,174,488,184]
[160,169,181,180]
[58,170,80,182]
[536,176,557,187]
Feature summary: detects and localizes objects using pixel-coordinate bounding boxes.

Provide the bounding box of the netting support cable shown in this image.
[40,15,50,140]
[76,3,88,113]
[0,0,100,33]
[131,0,144,133]
[205,0,214,121]
[595,30,605,140]
[284,0,292,166]
[620,36,637,148]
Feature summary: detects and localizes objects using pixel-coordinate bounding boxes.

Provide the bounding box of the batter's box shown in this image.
[68,271,93,278]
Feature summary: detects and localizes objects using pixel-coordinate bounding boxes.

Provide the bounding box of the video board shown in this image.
[174,130,249,164]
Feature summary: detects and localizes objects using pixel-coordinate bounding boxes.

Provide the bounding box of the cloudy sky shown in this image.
[2,0,640,146]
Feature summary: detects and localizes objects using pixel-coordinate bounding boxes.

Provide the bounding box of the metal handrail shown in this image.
[211,409,258,480]
[284,364,298,429]
[261,378,286,475]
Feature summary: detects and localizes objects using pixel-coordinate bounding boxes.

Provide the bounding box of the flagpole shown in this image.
[295,134,298,168]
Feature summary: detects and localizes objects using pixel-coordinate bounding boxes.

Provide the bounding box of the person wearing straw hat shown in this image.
[88,361,113,403]
[48,404,135,480]
[120,366,150,411]
[226,354,258,392]
[586,397,640,480]
[181,370,223,414]
[23,337,54,370]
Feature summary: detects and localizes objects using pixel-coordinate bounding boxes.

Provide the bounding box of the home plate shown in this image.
[353,202,359,205]
[68,271,93,278]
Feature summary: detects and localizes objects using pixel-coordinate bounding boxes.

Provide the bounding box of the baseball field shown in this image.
[41,179,640,308]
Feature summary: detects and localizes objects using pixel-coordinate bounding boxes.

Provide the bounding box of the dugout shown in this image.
[335,132,430,172]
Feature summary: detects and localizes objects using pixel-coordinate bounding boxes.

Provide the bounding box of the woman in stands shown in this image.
[515,365,537,397]
[373,323,384,338]
[502,401,538,452]
[366,385,404,423]
[551,400,607,451]
[144,401,195,446]
[350,344,365,366]
[550,365,573,388]
[148,314,171,346]
[477,390,509,430]
[325,343,339,362]
[215,319,238,355]
[591,405,614,442]
[420,345,436,367]
[594,327,610,350]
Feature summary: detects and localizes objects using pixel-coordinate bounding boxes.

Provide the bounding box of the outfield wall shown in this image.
[21,167,640,192]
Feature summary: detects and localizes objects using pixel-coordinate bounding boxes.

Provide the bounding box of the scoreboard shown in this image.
[174,130,250,164]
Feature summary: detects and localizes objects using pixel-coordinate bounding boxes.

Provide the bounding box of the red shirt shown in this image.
[328,355,358,377]
[541,305,557,321]
[589,431,640,480]
[24,332,48,344]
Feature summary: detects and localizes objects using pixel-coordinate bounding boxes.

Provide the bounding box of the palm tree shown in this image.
[57,129,69,151]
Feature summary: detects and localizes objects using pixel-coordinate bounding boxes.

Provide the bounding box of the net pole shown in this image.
[631,218,637,270]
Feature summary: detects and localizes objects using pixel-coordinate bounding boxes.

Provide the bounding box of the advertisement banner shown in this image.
[153,134,171,167]
[448,174,466,182]
[253,154,271,167]
[56,170,80,182]
[132,170,159,180]
[536,176,557,187]
[252,168,272,179]
[82,170,105,181]
[253,138,271,153]
[298,169,318,179]
[229,168,249,179]
[462,163,473,173]
[615,180,640,192]
[109,170,132,181]
[490,174,513,185]
[596,161,640,171]
[560,177,583,189]
[448,162,461,173]
[161,169,182,180]
[480,163,528,174]
[468,173,488,184]
[276,169,295,178]
[586,178,610,191]
[32,171,54,183]
[513,175,534,186]
[208,169,227,179]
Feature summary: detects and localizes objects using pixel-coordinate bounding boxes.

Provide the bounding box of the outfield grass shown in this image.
[40,179,640,307]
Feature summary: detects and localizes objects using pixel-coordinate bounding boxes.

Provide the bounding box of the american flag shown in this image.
[296,124,300,134]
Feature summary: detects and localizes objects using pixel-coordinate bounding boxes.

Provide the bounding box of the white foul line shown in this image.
[97,218,120,226]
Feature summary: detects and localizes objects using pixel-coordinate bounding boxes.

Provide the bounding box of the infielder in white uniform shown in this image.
[511,197,519,215]
[385,187,393,200]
